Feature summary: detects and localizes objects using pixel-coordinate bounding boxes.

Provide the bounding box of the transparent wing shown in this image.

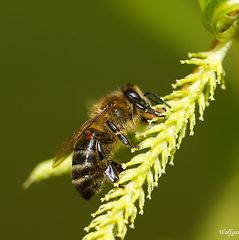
[52,105,110,168]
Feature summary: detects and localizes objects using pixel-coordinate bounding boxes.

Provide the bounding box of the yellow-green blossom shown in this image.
[82,41,231,240]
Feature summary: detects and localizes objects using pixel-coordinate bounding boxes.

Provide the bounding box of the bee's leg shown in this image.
[105,161,123,183]
[105,163,118,182]
[96,140,123,171]
[94,129,114,161]
[135,101,166,118]
[110,160,123,173]
[96,140,123,183]
[106,120,139,149]
[144,92,171,108]
[96,140,110,161]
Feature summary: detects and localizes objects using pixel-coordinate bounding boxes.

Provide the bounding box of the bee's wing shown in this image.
[52,105,110,168]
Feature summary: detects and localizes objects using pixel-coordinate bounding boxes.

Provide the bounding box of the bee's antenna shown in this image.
[144,92,171,108]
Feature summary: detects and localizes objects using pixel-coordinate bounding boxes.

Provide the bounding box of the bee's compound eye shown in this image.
[128,91,139,99]
[123,89,141,102]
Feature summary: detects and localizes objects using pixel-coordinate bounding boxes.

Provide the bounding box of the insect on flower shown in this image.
[53,84,169,200]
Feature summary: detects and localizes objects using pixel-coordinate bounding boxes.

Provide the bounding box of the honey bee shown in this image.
[53,84,168,200]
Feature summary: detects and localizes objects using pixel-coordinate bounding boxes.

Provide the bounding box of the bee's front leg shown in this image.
[144,91,171,108]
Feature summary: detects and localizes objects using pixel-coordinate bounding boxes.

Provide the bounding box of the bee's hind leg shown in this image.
[96,139,123,183]
[105,160,123,183]
[110,160,123,174]
[105,162,119,183]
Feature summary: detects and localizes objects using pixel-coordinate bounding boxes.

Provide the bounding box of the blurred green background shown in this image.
[1,1,239,240]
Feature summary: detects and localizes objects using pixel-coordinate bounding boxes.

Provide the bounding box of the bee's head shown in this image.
[122,84,166,120]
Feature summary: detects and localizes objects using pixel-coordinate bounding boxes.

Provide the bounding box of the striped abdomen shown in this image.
[72,130,105,200]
